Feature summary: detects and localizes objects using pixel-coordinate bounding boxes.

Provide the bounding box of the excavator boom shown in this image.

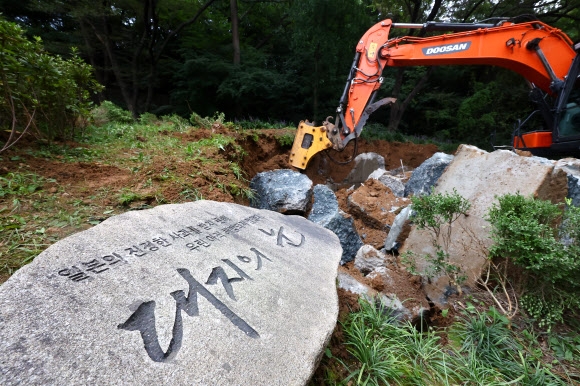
[290,18,578,169]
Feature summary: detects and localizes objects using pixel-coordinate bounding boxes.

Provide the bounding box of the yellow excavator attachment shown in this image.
[289,121,333,169]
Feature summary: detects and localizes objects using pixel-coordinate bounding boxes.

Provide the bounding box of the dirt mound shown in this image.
[304,139,438,186]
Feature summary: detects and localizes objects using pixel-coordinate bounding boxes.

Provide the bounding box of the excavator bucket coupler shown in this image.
[289,121,333,169]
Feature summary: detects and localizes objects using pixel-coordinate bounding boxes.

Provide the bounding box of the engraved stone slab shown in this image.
[0,201,342,385]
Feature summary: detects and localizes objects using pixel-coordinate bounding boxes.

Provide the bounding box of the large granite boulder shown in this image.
[404,152,454,197]
[401,145,568,307]
[0,201,342,385]
[309,184,362,265]
[249,169,313,215]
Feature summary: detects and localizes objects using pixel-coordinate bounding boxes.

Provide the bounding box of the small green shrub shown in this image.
[402,189,471,291]
[117,190,142,206]
[139,112,158,125]
[235,118,291,130]
[95,101,133,124]
[185,134,237,157]
[190,111,226,128]
[275,133,295,147]
[160,114,190,131]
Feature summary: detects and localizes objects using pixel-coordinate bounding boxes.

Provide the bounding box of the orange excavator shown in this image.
[289,16,580,169]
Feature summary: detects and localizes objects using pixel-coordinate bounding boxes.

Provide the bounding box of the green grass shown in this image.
[0,172,46,198]
[0,107,257,280]
[333,298,570,385]
[235,117,294,130]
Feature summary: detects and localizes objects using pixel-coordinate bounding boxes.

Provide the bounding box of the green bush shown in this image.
[90,101,133,125]
[0,17,103,145]
[190,111,226,128]
[402,189,471,291]
[487,194,580,329]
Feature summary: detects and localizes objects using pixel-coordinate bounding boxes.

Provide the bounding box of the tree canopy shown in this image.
[1,0,579,147]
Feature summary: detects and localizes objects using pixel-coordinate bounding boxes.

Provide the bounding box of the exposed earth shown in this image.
[0,123,440,283]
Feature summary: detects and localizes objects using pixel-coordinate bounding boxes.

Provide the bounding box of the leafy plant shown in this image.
[190,111,226,128]
[92,101,133,124]
[275,133,295,147]
[487,193,580,330]
[139,112,158,125]
[0,172,45,198]
[185,134,237,157]
[117,190,142,206]
[161,114,190,132]
[402,189,471,292]
[236,118,292,130]
[0,18,103,149]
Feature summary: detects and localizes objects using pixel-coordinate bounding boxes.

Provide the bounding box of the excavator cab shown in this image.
[515,46,580,155]
[555,59,580,138]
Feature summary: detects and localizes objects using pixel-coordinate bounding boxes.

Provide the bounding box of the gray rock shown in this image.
[402,145,568,308]
[567,174,580,207]
[308,184,339,224]
[309,185,363,265]
[249,169,313,215]
[378,174,406,197]
[368,169,406,197]
[342,152,385,186]
[0,201,342,386]
[404,152,454,197]
[368,168,387,180]
[555,158,580,207]
[336,272,412,321]
[354,245,387,275]
[384,205,413,251]
[367,267,394,287]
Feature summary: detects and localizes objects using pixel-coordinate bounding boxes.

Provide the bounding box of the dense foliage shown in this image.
[488,194,580,329]
[0,17,102,146]
[1,0,579,147]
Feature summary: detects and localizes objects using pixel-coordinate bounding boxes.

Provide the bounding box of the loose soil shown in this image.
[0,126,439,283]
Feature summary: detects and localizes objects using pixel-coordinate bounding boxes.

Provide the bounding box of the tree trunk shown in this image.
[313,43,320,121]
[131,0,156,118]
[388,67,435,131]
[386,0,442,131]
[230,0,240,66]
[146,0,217,112]
[88,17,135,115]
[230,0,242,117]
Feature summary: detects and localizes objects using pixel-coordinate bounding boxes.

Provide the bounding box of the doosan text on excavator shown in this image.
[289,16,580,169]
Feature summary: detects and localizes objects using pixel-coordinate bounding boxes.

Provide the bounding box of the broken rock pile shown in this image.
[250,151,454,322]
[251,146,580,321]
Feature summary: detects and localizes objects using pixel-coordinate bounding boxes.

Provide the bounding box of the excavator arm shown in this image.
[289,18,577,169]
